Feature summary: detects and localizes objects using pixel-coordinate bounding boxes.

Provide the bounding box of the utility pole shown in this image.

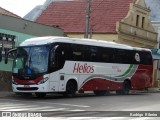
[84,0,91,38]
[89,25,93,39]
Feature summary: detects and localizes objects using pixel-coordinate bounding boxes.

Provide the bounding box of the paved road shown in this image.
[0,92,160,119]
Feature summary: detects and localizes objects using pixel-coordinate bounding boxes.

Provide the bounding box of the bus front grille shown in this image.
[16,87,39,91]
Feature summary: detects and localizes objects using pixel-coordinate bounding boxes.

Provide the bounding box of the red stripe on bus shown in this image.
[80,78,123,91]
[80,65,153,91]
[13,76,43,85]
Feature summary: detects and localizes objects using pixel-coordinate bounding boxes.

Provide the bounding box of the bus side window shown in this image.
[139,51,152,65]
[63,44,72,61]
[55,45,65,69]
[115,49,133,64]
[71,44,83,61]
[49,45,64,71]
[89,47,98,62]
[99,47,114,63]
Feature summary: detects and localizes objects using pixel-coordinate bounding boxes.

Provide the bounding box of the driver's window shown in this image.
[50,44,65,71]
[56,46,65,68]
[16,57,23,69]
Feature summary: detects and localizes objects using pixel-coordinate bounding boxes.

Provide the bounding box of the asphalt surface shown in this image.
[1,90,160,120]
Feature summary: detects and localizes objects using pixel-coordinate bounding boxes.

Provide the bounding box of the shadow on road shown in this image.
[11,92,151,100]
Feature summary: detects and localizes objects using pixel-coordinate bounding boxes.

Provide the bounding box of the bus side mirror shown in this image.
[5,50,9,64]
[5,48,17,64]
[5,55,8,64]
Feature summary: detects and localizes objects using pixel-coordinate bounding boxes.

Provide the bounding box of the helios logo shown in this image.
[135,53,140,62]
[73,63,94,73]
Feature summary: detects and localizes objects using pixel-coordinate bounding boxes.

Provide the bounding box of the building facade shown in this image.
[36,0,157,48]
[0,8,64,91]
[117,0,157,48]
[0,13,63,71]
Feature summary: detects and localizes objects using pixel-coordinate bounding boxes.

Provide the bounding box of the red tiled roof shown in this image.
[36,0,133,33]
[0,7,20,18]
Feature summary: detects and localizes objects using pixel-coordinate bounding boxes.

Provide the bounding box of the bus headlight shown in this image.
[38,77,49,84]
[12,80,18,85]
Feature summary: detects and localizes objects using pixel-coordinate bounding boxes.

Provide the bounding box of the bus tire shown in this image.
[123,81,131,95]
[116,90,123,95]
[35,93,46,98]
[116,81,130,95]
[63,80,77,98]
[94,90,108,96]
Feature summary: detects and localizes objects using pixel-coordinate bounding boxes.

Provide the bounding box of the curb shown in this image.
[130,88,160,94]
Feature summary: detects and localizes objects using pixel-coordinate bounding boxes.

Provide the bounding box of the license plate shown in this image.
[24,85,30,88]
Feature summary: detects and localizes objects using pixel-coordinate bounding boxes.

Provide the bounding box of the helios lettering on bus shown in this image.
[73,63,94,73]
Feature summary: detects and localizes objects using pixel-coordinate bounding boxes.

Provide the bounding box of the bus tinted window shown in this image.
[89,47,98,62]
[139,51,152,65]
[115,49,134,64]
[71,44,83,61]
[131,51,152,65]
[70,44,99,62]
[60,43,152,65]
[99,47,115,63]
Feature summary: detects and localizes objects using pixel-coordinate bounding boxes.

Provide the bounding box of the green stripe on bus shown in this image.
[116,64,134,78]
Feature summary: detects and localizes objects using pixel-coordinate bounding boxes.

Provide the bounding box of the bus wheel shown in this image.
[116,81,130,95]
[94,90,107,96]
[63,81,77,98]
[122,81,130,95]
[116,90,123,95]
[35,93,46,98]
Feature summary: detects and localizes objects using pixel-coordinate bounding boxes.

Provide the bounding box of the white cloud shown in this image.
[0,0,46,17]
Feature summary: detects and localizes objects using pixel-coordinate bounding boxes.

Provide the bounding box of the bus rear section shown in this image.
[59,45,153,96]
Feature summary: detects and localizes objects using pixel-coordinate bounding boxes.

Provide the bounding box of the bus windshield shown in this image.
[13,46,49,75]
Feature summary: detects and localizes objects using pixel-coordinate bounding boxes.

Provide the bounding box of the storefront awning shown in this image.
[152,54,160,60]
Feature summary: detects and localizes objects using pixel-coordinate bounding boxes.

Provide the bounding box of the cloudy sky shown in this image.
[0,0,160,20]
[145,0,160,21]
[0,0,46,17]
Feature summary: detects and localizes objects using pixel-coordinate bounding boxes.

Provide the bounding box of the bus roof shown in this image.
[19,36,150,51]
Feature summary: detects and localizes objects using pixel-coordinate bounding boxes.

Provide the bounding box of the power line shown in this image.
[90,0,105,13]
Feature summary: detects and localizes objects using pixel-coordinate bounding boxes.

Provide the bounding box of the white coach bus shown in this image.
[5,36,153,97]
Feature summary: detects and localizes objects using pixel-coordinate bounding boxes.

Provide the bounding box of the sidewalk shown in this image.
[147,87,160,92]
[130,87,160,93]
[0,91,15,98]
